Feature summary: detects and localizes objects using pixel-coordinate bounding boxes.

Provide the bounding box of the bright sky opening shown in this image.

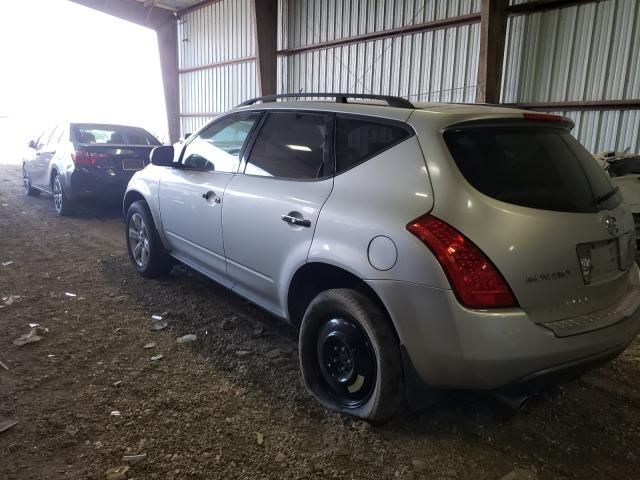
[0,0,168,163]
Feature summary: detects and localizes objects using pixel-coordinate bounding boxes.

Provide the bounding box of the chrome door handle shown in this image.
[281,214,311,227]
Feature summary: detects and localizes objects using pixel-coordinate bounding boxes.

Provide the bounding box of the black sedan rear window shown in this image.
[444,126,621,213]
[72,124,161,146]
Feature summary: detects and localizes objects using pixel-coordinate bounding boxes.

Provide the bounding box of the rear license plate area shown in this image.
[577,238,620,284]
[122,158,144,171]
[618,232,635,270]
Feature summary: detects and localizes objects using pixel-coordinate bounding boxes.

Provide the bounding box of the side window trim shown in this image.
[333,113,415,176]
[57,124,68,143]
[178,111,264,173]
[238,110,268,174]
[324,113,336,178]
[240,109,333,181]
[39,126,56,150]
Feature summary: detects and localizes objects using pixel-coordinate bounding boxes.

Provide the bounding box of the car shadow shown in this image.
[31,191,123,219]
[71,198,123,219]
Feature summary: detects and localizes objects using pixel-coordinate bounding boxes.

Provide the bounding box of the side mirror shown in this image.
[184,133,192,140]
[28,140,36,149]
[150,145,175,167]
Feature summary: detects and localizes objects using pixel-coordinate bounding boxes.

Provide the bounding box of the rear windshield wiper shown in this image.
[594,186,620,205]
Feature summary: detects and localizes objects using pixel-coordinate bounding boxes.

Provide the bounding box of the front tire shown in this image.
[125,200,171,278]
[299,288,402,423]
[52,173,74,216]
[23,165,39,196]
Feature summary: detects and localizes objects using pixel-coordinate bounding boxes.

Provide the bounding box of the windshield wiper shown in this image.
[594,186,619,205]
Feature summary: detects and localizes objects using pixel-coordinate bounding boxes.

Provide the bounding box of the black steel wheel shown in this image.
[299,288,402,423]
[316,316,377,407]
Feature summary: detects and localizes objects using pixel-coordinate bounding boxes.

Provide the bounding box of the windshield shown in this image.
[444,125,621,213]
[72,124,161,146]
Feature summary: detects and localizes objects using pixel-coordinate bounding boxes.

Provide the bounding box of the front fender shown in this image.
[124,169,169,250]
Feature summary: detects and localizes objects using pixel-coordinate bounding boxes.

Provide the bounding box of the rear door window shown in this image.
[444,126,621,213]
[245,112,329,179]
[335,116,412,173]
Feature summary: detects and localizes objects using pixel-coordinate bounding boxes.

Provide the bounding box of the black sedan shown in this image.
[22,123,161,215]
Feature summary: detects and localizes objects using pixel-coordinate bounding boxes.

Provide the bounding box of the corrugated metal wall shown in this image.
[278,0,481,103]
[174,0,640,152]
[548,109,640,154]
[178,0,257,135]
[502,0,640,152]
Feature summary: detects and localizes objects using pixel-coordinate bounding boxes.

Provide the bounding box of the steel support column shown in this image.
[157,19,180,143]
[476,0,508,103]
[252,0,278,96]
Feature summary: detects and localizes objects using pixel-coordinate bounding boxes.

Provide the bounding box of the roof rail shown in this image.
[237,93,414,109]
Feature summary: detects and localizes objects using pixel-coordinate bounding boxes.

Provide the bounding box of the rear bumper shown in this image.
[67,168,134,201]
[368,266,640,391]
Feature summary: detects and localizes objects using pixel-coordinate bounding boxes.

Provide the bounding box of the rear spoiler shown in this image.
[443,114,575,132]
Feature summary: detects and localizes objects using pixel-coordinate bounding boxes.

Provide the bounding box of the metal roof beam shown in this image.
[69,0,174,29]
[507,0,605,16]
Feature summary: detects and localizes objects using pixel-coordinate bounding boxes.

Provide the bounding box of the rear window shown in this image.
[335,117,411,173]
[444,126,621,213]
[72,124,160,146]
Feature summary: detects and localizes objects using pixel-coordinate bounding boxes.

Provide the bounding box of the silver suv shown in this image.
[124,94,640,422]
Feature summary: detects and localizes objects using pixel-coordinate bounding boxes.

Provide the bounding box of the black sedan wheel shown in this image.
[52,174,74,216]
[299,288,402,423]
[23,165,39,196]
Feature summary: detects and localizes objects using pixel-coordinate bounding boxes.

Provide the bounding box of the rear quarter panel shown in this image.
[50,141,76,193]
[409,110,636,323]
[308,135,446,286]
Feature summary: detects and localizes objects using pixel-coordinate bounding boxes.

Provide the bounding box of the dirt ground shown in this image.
[1,164,640,480]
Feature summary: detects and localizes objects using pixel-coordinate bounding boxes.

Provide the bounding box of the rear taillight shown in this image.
[72,151,108,166]
[407,215,517,309]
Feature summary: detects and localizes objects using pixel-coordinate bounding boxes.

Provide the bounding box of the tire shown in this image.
[23,164,39,196]
[299,288,402,423]
[125,200,172,278]
[52,173,74,216]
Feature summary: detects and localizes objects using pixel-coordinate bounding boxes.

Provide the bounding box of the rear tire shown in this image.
[52,173,74,216]
[299,288,402,423]
[125,200,172,278]
[23,165,39,196]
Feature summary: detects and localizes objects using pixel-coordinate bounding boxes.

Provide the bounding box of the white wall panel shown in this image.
[554,110,640,154]
[278,0,481,103]
[503,0,640,152]
[178,0,256,135]
[280,0,481,49]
